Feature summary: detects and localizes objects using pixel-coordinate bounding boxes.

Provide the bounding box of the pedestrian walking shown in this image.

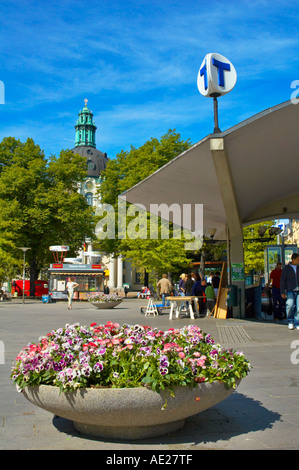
[157,274,172,307]
[183,274,194,310]
[184,274,194,296]
[191,275,206,315]
[280,253,299,329]
[66,277,79,310]
[212,271,220,298]
[269,262,283,320]
[178,273,186,295]
[205,282,216,315]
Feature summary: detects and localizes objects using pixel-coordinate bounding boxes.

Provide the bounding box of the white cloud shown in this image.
[1,0,299,158]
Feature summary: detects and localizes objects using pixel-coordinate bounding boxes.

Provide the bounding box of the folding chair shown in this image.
[140,297,162,316]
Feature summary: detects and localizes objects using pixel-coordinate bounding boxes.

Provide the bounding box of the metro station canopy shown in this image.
[121,100,299,240]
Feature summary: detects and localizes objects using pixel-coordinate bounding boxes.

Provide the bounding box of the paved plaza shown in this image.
[1,298,299,450]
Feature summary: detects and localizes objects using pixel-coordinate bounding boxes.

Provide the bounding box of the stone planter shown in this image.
[90,301,122,309]
[22,381,240,440]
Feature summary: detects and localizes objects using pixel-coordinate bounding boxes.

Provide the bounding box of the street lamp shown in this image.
[17,247,31,304]
[244,226,283,242]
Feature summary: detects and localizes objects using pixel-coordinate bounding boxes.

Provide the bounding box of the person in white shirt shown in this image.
[66,277,79,310]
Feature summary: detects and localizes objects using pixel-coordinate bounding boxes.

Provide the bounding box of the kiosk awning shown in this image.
[49,263,104,274]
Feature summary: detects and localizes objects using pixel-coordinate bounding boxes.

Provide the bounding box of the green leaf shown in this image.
[141,376,154,384]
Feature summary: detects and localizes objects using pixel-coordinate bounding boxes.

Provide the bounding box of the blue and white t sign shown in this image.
[197,53,237,97]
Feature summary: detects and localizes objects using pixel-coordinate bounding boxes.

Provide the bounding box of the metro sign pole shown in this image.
[197,54,243,317]
[197,53,237,133]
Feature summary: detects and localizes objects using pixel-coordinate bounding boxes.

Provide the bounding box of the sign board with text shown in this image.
[231,263,244,281]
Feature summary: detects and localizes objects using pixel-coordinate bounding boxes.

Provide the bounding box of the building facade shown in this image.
[72,99,108,208]
[285,219,299,247]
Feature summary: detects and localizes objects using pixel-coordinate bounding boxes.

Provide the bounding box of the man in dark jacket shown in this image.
[281,253,299,329]
[270,262,283,320]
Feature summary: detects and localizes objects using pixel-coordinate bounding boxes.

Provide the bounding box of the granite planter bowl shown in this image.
[90,301,122,309]
[22,381,240,440]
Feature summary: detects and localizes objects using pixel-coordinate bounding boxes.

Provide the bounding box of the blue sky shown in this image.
[1,0,299,159]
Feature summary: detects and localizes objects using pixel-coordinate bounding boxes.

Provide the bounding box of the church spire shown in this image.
[75,99,97,148]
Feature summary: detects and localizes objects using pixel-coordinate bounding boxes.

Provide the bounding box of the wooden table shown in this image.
[166,296,203,320]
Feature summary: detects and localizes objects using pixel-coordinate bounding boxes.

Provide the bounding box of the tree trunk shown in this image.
[30,257,39,297]
[144,270,149,287]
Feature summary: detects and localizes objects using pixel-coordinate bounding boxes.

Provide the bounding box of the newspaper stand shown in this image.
[48,246,104,301]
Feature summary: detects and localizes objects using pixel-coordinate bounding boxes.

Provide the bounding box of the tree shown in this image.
[243,222,276,273]
[96,130,193,279]
[0,137,95,294]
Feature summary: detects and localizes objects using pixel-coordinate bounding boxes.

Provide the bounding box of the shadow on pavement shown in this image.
[52,392,281,447]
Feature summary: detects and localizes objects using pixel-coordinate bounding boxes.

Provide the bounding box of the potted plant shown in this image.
[11,322,250,439]
[87,292,123,309]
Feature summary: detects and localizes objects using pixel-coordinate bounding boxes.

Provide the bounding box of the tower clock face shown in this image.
[85,180,94,190]
[87,160,96,171]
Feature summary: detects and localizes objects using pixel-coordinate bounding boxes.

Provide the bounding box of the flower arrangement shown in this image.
[11,322,250,394]
[87,292,123,303]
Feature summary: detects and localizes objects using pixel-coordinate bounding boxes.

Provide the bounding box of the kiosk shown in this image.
[48,263,104,300]
[48,246,104,300]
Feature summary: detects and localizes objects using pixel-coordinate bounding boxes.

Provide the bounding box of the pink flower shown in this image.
[178,352,185,359]
[197,355,207,367]
[111,338,122,345]
[163,342,180,352]
[105,321,120,329]
[195,377,205,383]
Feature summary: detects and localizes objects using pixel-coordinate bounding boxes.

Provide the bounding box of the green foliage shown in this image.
[96,130,192,276]
[0,137,95,284]
[243,222,276,273]
[100,130,191,201]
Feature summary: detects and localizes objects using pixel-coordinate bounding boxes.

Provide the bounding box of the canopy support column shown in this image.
[210,138,245,318]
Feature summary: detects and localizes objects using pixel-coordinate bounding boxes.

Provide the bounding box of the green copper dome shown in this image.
[75,98,97,148]
[72,99,109,178]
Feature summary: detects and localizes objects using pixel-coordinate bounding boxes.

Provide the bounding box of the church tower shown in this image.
[71,100,140,293]
[75,99,97,148]
[72,99,109,204]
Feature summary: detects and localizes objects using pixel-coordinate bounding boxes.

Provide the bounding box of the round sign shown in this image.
[197,53,237,97]
[49,246,69,251]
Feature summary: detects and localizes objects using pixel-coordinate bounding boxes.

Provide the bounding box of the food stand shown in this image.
[48,263,105,300]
